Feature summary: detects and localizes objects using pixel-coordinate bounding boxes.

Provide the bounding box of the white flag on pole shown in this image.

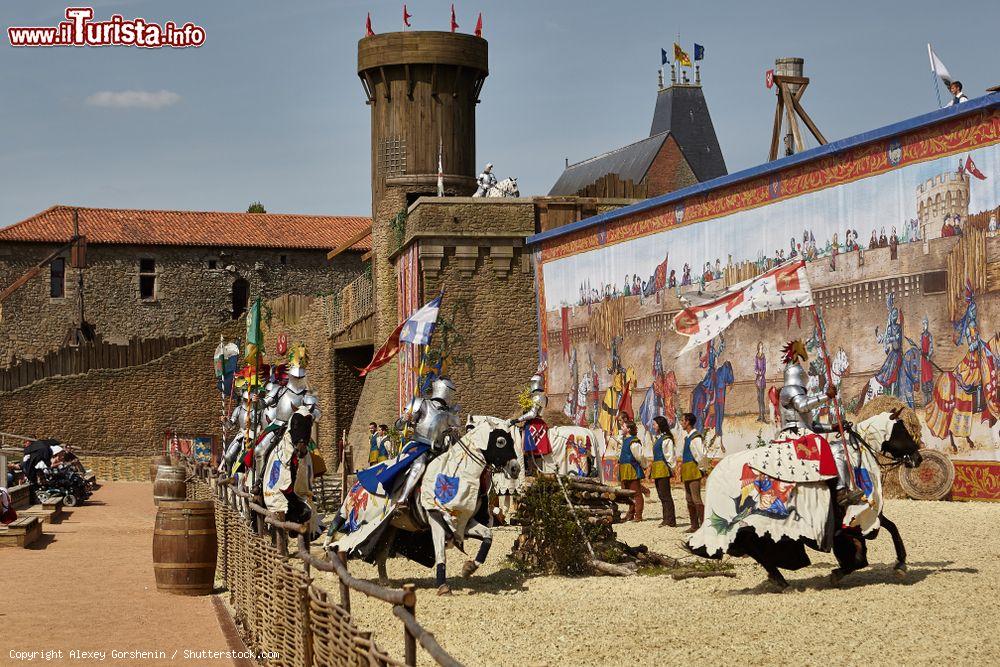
[437,140,444,197]
[672,260,814,356]
[927,44,953,85]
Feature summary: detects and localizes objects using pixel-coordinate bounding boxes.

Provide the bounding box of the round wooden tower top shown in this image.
[358,31,488,77]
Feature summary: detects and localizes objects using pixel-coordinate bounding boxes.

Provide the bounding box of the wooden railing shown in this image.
[325,272,375,337]
[0,335,200,392]
[185,462,460,666]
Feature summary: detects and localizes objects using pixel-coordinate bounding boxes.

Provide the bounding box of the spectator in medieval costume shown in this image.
[875,293,904,397]
[942,215,955,237]
[678,413,706,533]
[889,227,899,260]
[920,316,935,406]
[367,422,384,465]
[879,228,888,248]
[681,263,691,286]
[869,229,879,249]
[617,420,647,522]
[754,342,768,422]
[954,215,964,236]
[649,416,676,527]
[377,424,393,459]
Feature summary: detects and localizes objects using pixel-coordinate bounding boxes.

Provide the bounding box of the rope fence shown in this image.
[182,460,461,667]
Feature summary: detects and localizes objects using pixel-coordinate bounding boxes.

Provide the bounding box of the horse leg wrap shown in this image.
[435,563,447,587]
[474,538,492,565]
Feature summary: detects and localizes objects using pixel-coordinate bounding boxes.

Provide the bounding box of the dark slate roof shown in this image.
[548,132,670,196]
[649,84,727,182]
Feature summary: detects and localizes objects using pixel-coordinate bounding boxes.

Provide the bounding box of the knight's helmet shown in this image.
[529,373,545,394]
[286,343,309,390]
[484,162,493,173]
[430,377,457,406]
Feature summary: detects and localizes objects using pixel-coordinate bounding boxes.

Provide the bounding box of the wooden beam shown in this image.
[780,83,805,154]
[790,95,828,145]
[404,64,415,99]
[430,64,438,98]
[326,226,373,261]
[378,66,390,100]
[769,93,785,161]
[358,72,373,104]
[772,74,809,87]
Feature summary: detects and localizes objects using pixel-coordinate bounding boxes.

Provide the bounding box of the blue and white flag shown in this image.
[400,293,443,345]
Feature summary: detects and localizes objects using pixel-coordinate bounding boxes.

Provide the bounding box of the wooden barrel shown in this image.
[153,465,187,504]
[152,500,217,595]
[149,455,170,483]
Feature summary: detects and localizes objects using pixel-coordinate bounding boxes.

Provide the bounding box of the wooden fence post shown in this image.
[337,551,351,613]
[403,584,417,666]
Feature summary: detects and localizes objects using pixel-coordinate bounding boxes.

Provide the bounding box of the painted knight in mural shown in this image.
[874,293,905,397]
[562,349,579,421]
[639,340,679,431]
[920,316,935,406]
[690,336,734,441]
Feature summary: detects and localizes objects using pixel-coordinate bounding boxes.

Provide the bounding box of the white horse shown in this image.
[484,177,519,198]
[469,416,597,517]
[326,417,520,595]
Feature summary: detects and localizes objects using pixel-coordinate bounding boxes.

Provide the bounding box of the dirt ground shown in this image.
[314,488,1000,666]
[2,483,239,666]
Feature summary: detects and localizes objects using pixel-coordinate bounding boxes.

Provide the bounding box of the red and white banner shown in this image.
[672,260,814,356]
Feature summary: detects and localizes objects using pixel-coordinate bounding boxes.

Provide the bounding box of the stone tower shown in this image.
[917,170,970,241]
[350,31,489,449]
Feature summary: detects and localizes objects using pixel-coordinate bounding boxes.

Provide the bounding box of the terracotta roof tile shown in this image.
[0,206,372,252]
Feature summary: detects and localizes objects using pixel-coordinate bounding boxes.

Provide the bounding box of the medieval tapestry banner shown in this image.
[533,106,1000,498]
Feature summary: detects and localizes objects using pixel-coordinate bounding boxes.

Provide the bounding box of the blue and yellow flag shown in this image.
[694,43,705,61]
[674,43,691,67]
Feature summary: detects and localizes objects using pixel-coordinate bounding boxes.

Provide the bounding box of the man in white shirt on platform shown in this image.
[947,80,969,106]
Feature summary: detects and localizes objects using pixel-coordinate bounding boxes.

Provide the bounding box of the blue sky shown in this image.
[1,0,997,226]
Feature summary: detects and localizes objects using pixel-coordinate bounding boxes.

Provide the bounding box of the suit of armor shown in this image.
[778,363,829,432]
[512,374,547,426]
[393,378,461,502]
[473,163,496,197]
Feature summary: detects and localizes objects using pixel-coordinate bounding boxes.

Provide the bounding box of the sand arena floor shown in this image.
[312,489,1000,666]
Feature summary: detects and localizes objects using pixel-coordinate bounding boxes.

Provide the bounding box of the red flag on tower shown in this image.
[365,12,374,36]
[967,155,988,181]
[474,12,483,37]
[450,4,458,32]
[403,5,411,28]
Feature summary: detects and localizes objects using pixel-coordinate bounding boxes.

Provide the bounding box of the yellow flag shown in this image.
[674,43,691,67]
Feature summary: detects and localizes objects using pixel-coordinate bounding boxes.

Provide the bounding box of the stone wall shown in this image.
[0,333,225,463]
[0,243,364,368]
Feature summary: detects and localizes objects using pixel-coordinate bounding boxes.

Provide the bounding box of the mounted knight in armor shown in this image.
[510,374,550,475]
[778,340,862,507]
[473,162,497,197]
[353,377,463,506]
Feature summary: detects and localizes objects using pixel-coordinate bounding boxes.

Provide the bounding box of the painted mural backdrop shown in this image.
[536,106,1000,499]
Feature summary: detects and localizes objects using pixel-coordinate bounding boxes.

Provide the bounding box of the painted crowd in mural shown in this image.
[535,109,1000,489]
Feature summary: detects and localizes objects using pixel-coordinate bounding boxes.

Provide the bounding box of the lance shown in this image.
[810,305,856,486]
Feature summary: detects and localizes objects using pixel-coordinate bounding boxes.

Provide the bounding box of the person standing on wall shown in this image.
[947,81,969,106]
[679,413,707,533]
[649,416,677,527]
[618,420,647,522]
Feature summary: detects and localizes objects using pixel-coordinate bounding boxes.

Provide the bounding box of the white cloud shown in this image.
[84,90,181,110]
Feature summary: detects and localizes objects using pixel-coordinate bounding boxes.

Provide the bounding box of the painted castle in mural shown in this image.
[536,111,1000,465]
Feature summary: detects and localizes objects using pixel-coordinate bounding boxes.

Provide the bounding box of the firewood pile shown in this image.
[508,475,734,579]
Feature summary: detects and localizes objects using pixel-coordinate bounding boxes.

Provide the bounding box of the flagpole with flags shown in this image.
[927,43,951,108]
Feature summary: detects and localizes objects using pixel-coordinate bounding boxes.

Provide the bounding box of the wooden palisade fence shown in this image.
[0,336,199,392]
[184,460,461,667]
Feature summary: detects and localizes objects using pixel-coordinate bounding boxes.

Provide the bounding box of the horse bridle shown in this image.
[845,425,906,471]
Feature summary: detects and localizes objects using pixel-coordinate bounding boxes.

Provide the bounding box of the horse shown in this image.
[261,408,317,532]
[484,177,519,198]
[325,417,519,595]
[686,402,922,591]
[468,416,596,518]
